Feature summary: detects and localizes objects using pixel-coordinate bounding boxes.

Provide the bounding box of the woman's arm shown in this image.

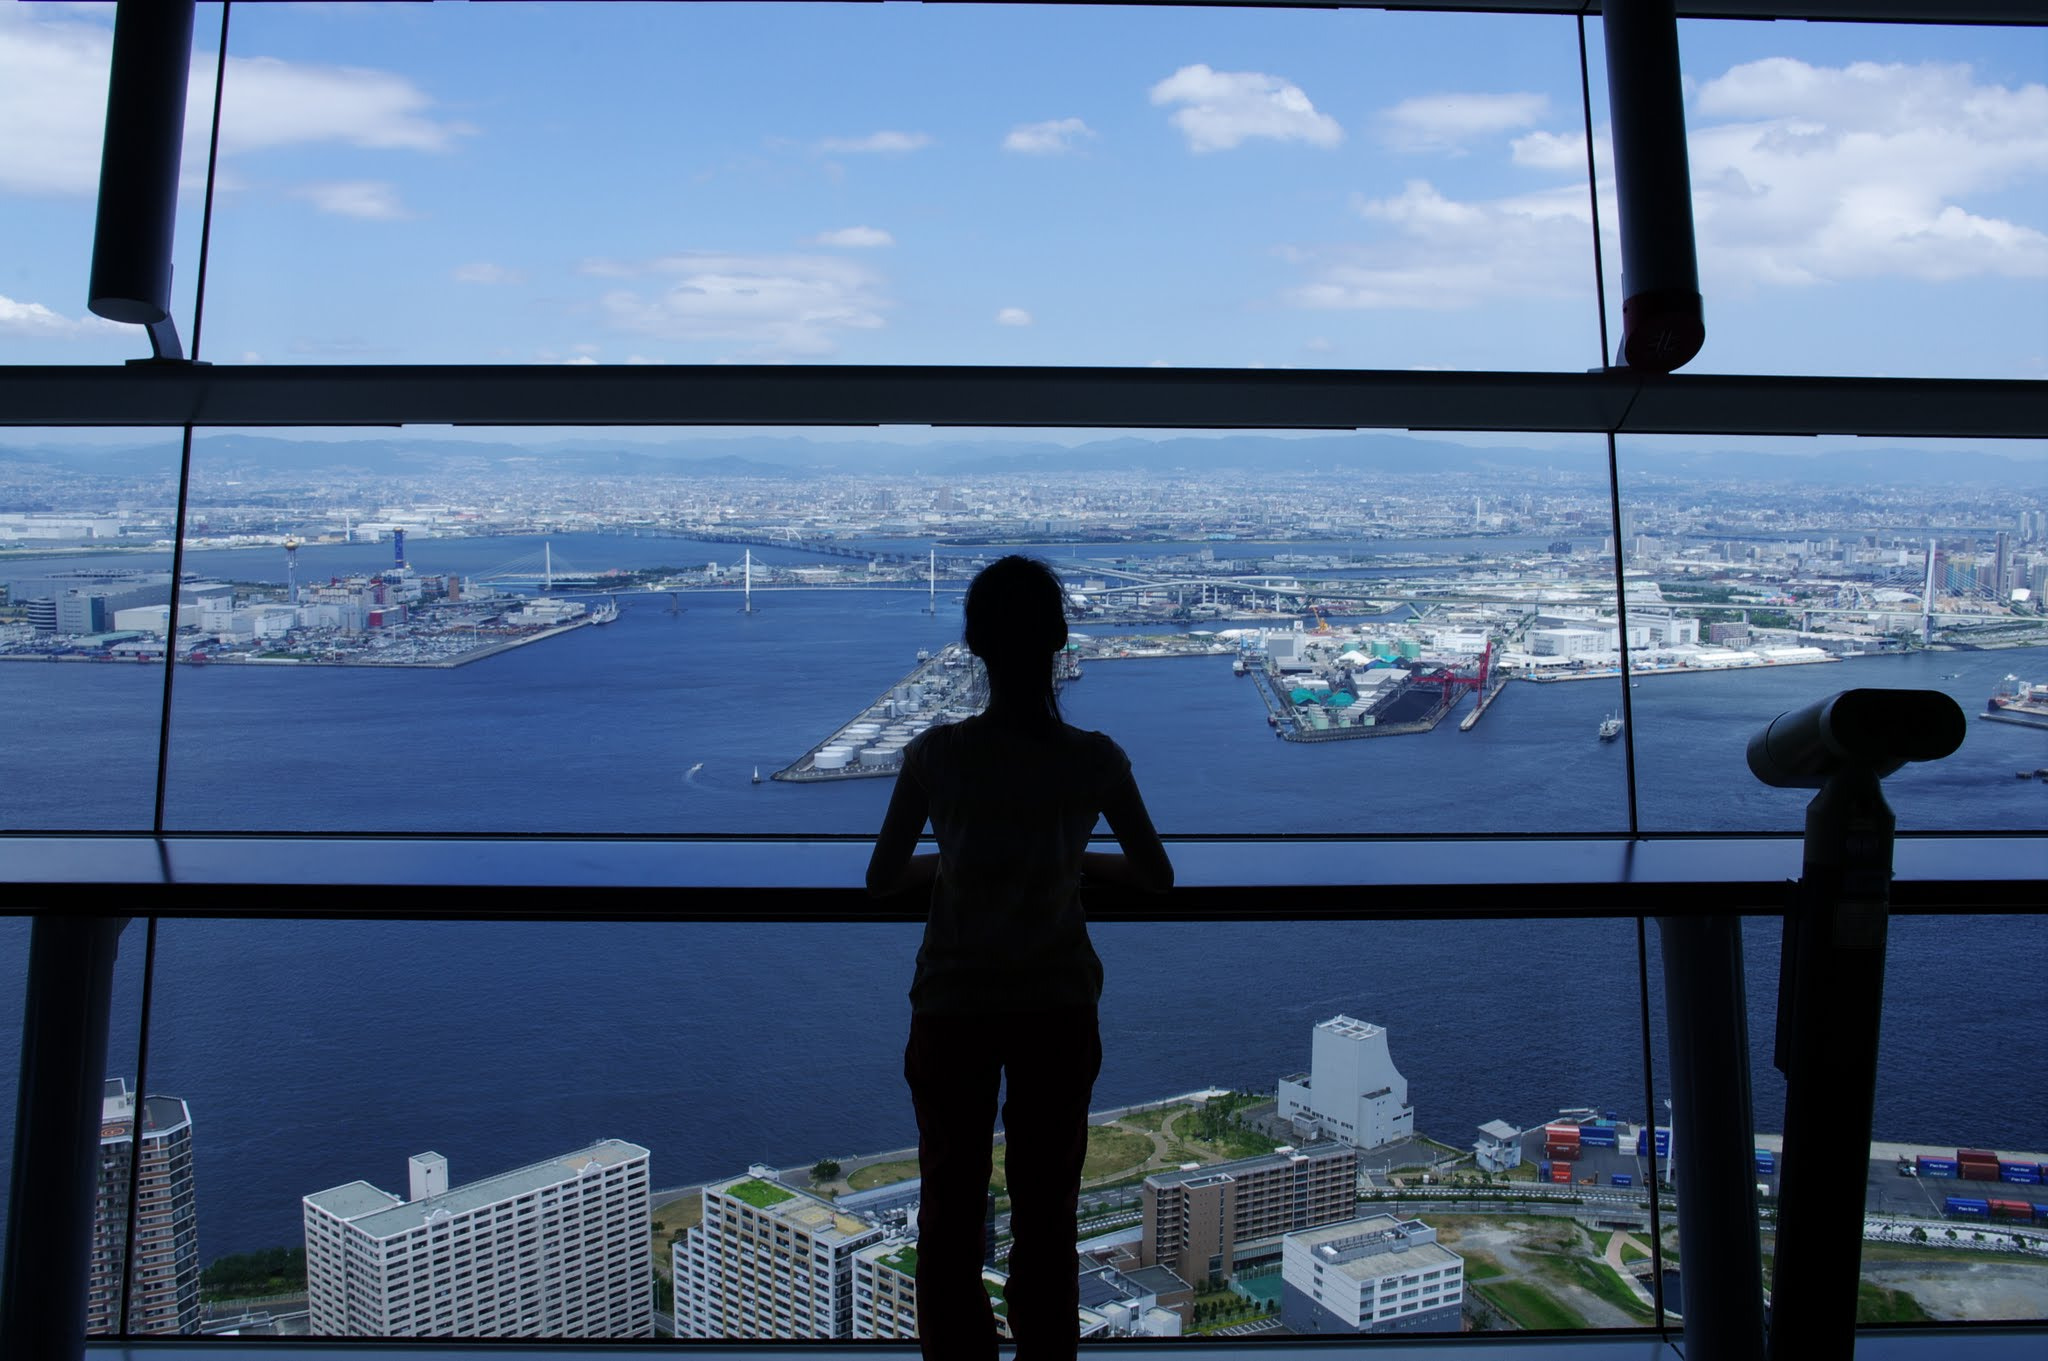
[1091,769,1174,893]
[866,769,936,896]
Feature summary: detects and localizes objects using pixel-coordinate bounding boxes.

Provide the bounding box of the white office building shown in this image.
[674,1169,883,1339]
[1281,1215,1463,1335]
[303,1140,651,1338]
[1278,1015,1414,1150]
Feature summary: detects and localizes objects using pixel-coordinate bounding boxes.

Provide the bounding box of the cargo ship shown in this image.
[1599,713,1623,741]
[1982,675,2048,731]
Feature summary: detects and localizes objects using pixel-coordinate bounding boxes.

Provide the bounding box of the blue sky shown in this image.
[2,3,2044,380]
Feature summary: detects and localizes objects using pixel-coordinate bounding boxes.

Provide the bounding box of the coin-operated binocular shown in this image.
[1752,689,1964,1361]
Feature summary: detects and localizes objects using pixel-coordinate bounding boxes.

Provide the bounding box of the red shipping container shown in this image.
[1546,1146,1578,1162]
[1550,1166,1573,1183]
[1545,1125,1581,1142]
[1990,1199,2032,1218]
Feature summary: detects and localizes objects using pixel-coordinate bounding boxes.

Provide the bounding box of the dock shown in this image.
[773,645,985,782]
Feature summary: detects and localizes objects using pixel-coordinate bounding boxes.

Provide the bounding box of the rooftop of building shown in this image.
[98,1080,192,1144]
[304,1138,647,1238]
[708,1173,879,1247]
[854,1239,918,1276]
[1145,1141,1350,1190]
[1120,1265,1192,1297]
[1478,1120,1521,1141]
[1291,1216,1460,1281]
[1320,1015,1385,1041]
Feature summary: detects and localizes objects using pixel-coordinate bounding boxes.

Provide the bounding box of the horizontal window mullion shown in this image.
[0,833,2038,920]
[4,366,2045,439]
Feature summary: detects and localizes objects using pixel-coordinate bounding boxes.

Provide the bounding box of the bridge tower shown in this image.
[284,537,299,604]
[1921,542,1939,645]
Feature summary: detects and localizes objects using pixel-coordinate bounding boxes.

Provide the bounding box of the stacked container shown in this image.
[1755,1150,1776,1176]
[1917,1155,1959,1179]
[1635,1127,1672,1159]
[1550,1163,1573,1184]
[1958,1148,2001,1182]
[1999,1162,2040,1185]
[1544,1124,1581,1162]
[1580,1125,1619,1150]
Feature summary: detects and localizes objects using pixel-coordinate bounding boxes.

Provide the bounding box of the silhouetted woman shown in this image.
[868,555,1173,1361]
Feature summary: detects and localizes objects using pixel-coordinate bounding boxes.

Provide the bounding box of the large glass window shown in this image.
[168,2,1601,371]
[0,6,210,366]
[0,0,2041,1350]
[1583,18,2048,381]
[0,429,183,831]
[1617,433,2048,834]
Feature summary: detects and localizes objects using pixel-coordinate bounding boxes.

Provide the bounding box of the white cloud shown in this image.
[817,131,932,154]
[1286,57,2048,315]
[1149,65,1342,154]
[1284,179,1594,311]
[596,252,888,358]
[1004,118,1095,156]
[1685,58,2048,284]
[0,7,468,196]
[293,180,407,220]
[0,293,124,339]
[454,262,524,285]
[1379,92,1548,154]
[1302,336,1336,353]
[812,226,894,248]
[215,54,471,158]
[995,307,1033,327]
[1510,129,1596,172]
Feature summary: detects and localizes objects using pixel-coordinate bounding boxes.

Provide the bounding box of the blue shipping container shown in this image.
[1540,1161,1552,1180]
[1946,1197,1989,1216]
[2002,1167,2041,1185]
[1919,1157,1958,1178]
[1581,1129,1618,1148]
[2034,1204,2048,1222]
[1611,1174,1634,1187]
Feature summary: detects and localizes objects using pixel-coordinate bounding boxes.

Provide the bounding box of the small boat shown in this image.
[751,767,762,785]
[589,597,619,624]
[1599,713,1623,741]
[1233,657,1247,676]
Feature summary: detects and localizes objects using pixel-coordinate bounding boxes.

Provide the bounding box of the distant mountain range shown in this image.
[2,432,2042,487]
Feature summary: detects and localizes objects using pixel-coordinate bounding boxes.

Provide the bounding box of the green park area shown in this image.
[1473,1278,1588,1330]
[726,1178,795,1209]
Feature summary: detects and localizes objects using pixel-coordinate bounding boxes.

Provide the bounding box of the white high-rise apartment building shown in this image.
[303,1140,651,1338]
[674,1169,882,1339]
[1278,1014,1414,1150]
[89,1079,199,1336]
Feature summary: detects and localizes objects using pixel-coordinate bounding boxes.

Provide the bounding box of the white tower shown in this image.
[1277,1015,1414,1151]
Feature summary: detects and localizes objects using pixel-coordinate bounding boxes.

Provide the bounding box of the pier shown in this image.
[773,645,985,782]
